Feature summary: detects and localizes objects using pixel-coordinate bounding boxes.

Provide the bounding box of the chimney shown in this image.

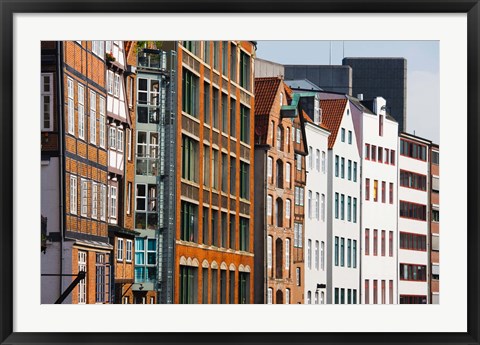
[357,93,363,101]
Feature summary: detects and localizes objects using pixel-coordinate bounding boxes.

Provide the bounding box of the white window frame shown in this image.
[308,146,313,170]
[81,179,88,217]
[285,238,290,270]
[128,77,133,108]
[321,194,325,221]
[114,73,120,97]
[126,239,133,262]
[127,182,132,215]
[70,175,77,215]
[285,199,291,219]
[267,236,272,269]
[91,182,98,219]
[267,288,273,304]
[78,84,85,139]
[117,238,124,261]
[285,163,291,184]
[308,190,312,219]
[41,73,54,131]
[67,77,74,134]
[322,151,326,173]
[89,91,97,144]
[296,128,301,143]
[286,289,290,304]
[315,192,319,220]
[107,71,114,95]
[296,154,302,171]
[78,251,87,304]
[316,149,320,171]
[91,41,105,59]
[100,184,107,221]
[307,239,312,269]
[117,128,124,152]
[109,126,117,149]
[321,241,325,270]
[127,129,132,161]
[315,240,319,270]
[267,195,272,216]
[267,156,273,178]
[99,97,106,148]
[109,186,117,219]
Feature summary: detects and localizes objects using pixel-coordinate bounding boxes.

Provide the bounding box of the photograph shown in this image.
[40,40,440,305]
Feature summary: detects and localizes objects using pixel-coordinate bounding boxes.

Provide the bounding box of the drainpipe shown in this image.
[57,41,66,296]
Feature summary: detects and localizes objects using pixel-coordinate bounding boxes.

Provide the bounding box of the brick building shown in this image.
[430,144,440,303]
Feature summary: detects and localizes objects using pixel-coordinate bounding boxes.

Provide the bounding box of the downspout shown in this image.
[57,41,66,295]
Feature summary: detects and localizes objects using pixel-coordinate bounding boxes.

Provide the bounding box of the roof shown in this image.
[320,99,348,149]
[285,79,323,91]
[254,77,282,116]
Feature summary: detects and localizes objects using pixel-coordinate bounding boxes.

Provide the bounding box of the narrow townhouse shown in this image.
[356,96,399,305]
[322,98,361,304]
[398,132,431,304]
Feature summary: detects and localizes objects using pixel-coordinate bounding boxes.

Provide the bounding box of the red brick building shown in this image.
[430,144,440,303]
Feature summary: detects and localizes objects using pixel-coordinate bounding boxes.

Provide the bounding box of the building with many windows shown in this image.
[302,96,330,305]
[430,143,440,304]
[356,97,399,305]
[398,132,431,304]
[322,98,361,304]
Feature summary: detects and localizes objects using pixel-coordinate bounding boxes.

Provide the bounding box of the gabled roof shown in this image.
[320,99,348,149]
[254,77,282,116]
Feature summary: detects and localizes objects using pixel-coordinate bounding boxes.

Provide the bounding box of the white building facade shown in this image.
[304,114,330,305]
[397,132,431,304]
[323,99,361,304]
[359,97,399,304]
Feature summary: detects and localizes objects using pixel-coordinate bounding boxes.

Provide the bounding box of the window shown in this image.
[239,51,251,91]
[90,91,97,144]
[109,186,117,220]
[400,295,427,304]
[352,240,357,268]
[286,289,290,304]
[432,176,439,192]
[365,178,370,200]
[126,240,132,262]
[353,198,357,223]
[348,130,352,144]
[286,199,291,220]
[128,77,133,108]
[373,229,378,256]
[340,194,345,220]
[117,238,124,261]
[432,150,440,165]
[347,289,351,304]
[348,160,352,180]
[400,201,427,220]
[321,194,325,221]
[285,127,290,152]
[294,223,303,248]
[296,154,302,171]
[135,184,158,229]
[314,240,319,270]
[335,288,339,304]
[296,268,301,286]
[221,93,228,133]
[180,201,198,242]
[221,41,229,76]
[385,148,389,164]
[81,179,88,217]
[341,288,345,304]
[212,149,219,189]
[400,170,427,190]
[372,145,376,161]
[315,193,319,220]
[399,232,427,251]
[126,129,132,161]
[316,149,320,171]
[341,158,345,178]
[296,128,301,143]
[240,162,249,200]
[239,217,249,251]
[381,230,386,256]
[78,251,87,304]
[41,73,54,131]
[117,129,124,152]
[180,266,198,304]
[78,84,85,139]
[99,97,106,148]
[67,78,74,134]
[267,288,273,304]
[107,70,114,95]
[91,182,98,219]
[382,280,386,304]
[389,280,393,304]
[353,162,357,182]
[267,157,272,178]
[308,190,312,219]
[95,253,107,303]
[400,264,427,281]
[391,150,396,165]
[379,115,384,136]
[365,228,371,255]
[285,238,290,270]
[373,280,378,304]
[114,73,120,97]
[389,182,394,204]
[373,180,378,202]
[211,210,219,247]
[221,153,228,193]
[335,193,339,219]
[365,144,370,160]
[321,151,326,173]
[238,272,250,304]
[378,146,383,162]
[91,41,105,58]
[347,239,351,267]
[286,163,291,186]
[400,139,427,161]
[220,268,227,304]
[230,42,237,82]
[347,196,351,222]
[230,157,236,196]
[389,231,393,257]
[432,208,440,222]
[307,291,312,304]
[70,176,77,215]
[341,128,345,142]
[340,237,345,267]
[240,105,250,144]
[365,280,370,304]
[277,127,283,151]
[321,241,325,270]
[307,239,312,269]
[267,195,272,218]
[100,185,106,221]
[182,69,199,117]
[308,146,313,169]
[382,181,386,203]
[335,155,339,177]
[275,197,283,227]
[109,126,117,149]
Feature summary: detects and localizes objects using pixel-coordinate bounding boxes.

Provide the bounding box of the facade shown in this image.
[254,77,299,304]
[303,102,330,305]
[342,58,407,132]
[255,58,285,78]
[322,99,361,304]
[358,97,399,304]
[173,41,256,304]
[430,144,440,304]
[398,132,431,304]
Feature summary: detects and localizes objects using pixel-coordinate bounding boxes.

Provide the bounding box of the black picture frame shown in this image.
[1,1,479,344]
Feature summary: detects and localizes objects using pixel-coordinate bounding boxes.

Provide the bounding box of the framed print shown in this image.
[1,1,479,344]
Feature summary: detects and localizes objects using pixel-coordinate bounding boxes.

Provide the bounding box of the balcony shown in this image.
[137,49,168,71]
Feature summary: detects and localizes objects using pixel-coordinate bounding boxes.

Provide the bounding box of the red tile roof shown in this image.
[254,77,282,116]
[320,99,348,149]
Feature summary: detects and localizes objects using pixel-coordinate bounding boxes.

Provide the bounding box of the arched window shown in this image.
[275,197,283,227]
[276,289,284,304]
[275,238,283,279]
[276,159,284,189]
[276,126,283,151]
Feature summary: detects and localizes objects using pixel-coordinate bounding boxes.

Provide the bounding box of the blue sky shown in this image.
[256,41,440,144]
